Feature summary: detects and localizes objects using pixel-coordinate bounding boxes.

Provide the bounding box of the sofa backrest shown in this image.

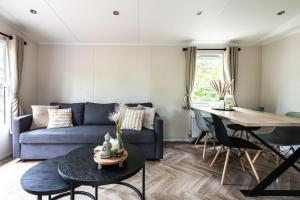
[50,103,84,126]
[50,102,153,126]
[126,102,153,107]
[84,102,115,125]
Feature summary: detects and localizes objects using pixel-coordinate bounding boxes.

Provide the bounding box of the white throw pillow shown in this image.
[122,108,144,131]
[115,103,142,122]
[30,105,59,130]
[47,108,73,129]
[138,105,157,130]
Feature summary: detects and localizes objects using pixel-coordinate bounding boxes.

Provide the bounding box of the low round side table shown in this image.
[58,144,146,200]
[20,157,94,200]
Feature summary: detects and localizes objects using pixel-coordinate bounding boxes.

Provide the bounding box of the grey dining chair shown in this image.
[256,112,300,166]
[192,108,215,160]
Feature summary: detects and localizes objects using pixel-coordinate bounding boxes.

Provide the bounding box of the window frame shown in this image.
[0,39,9,125]
[192,50,224,107]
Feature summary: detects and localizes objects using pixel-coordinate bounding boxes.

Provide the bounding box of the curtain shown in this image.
[8,35,24,123]
[223,46,239,105]
[182,46,197,110]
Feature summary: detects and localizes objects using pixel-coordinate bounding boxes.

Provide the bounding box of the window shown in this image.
[0,40,8,125]
[192,51,224,105]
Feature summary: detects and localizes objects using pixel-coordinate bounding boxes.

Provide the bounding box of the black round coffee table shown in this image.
[58,144,146,200]
[20,157,94,200]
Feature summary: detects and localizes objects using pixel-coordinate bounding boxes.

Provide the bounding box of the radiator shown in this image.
[190,111,200,138]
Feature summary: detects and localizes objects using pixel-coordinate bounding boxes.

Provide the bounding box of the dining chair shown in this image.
[256,112,300,166]
[227,107,264,139]
[210,114,262,185]
[192,108,215,160]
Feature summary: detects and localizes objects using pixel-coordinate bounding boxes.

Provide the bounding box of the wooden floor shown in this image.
[0,142,300,200]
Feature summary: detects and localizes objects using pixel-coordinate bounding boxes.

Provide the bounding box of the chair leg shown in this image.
[252,150,262,164]
[221,148,231,185]
[240,130,243,139]
[212,131,216,151]
[203,132,208,160]
[245,150,260,183]
[194,136,200,146]
[246,132,250,141]
[291,147,300,164]
[232,130,237,137]
[210,145,223,167]
[275,146,281,183]
[275,146,281,167]
[237,149,246,172]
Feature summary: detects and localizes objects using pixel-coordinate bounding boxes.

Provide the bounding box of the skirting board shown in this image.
[0,152,12,160]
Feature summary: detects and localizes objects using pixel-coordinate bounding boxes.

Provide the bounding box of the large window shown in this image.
[192,51,224,105]
[0,40,8,125]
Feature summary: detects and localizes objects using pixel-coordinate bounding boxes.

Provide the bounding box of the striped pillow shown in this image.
[122,108,144,131]
[47,108,73,129]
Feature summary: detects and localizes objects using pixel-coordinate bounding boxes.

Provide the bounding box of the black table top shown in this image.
[20,157,70,195]
[58,144,145,186]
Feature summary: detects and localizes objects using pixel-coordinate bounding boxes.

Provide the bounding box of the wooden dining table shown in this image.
[194,106,300,197]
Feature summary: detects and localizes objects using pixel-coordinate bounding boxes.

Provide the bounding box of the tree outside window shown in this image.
[192,52,223,104]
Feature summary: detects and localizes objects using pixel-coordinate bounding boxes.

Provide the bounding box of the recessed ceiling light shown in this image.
[30,9,37,14]
[113,11,120,16]
[196,11,203,16]
[277,10,286,16]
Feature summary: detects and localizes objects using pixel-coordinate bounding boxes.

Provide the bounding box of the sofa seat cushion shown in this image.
[19,126,155,144]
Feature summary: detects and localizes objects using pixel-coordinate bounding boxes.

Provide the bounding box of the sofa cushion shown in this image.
[30,105,60,130]
[47,108,73,129]
[50,103,84,126]
[19,126,155,144]
[126,102,152,108]
[84,102,115,125]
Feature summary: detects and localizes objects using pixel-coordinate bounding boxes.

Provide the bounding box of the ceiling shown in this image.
[0,0,300,45]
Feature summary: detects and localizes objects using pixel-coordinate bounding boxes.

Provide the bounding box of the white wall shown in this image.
[236,46,262,108]
[37,45,190,140]
[37,45,261,140]
[262,33,300,114]
[0,19,38,159]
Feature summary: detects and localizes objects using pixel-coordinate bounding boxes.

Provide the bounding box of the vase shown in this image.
[225,94,234,110]
[219,97,225,109]
[116,129,125,153]
[116,118,125,154]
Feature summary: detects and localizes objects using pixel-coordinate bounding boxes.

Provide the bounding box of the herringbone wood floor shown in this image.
[0,142,299,200]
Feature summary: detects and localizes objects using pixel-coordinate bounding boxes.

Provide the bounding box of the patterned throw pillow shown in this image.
[138,105,157,130]
[47,108,73,129]
[122,108,144,131]
[30,105,59,130]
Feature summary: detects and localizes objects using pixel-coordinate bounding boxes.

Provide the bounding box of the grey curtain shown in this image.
[223,46,239,105]
[8,35,24,122]
[183,46,197,110]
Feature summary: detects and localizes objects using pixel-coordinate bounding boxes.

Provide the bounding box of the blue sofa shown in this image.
[12,102,163,160]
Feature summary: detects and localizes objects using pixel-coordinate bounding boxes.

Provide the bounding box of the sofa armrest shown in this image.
[154,114,163,159]
[12,114,32,158]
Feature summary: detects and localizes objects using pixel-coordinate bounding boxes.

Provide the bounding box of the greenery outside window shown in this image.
[192,51,224,106]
